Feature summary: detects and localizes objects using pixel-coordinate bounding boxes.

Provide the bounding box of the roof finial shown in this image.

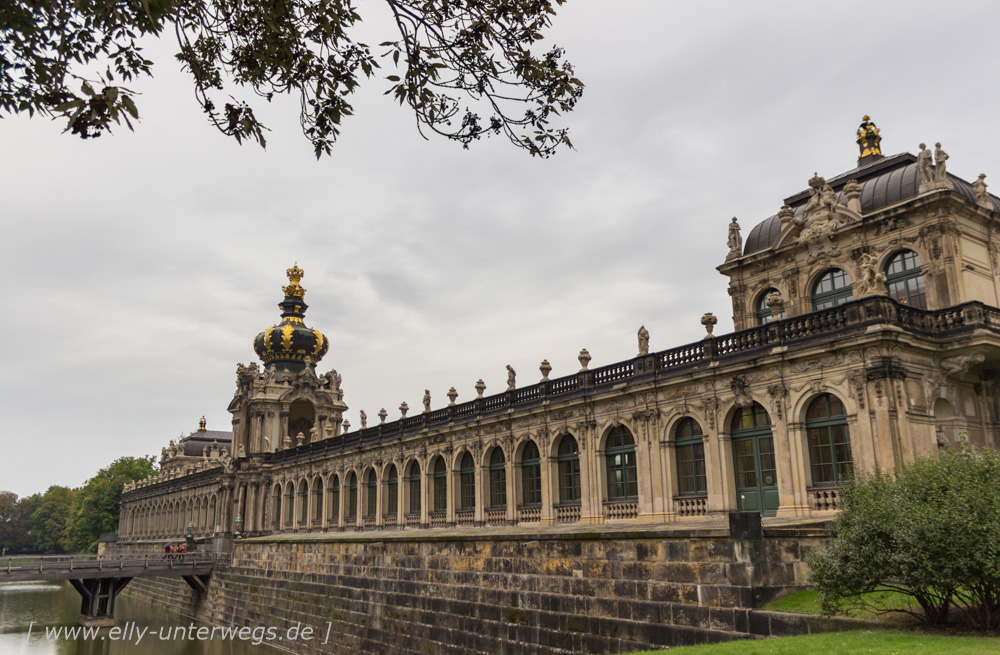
[856,115,883,165]
[199,416,207,430]
[283,263,306,299]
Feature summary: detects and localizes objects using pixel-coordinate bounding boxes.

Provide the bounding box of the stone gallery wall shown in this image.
[120,524,827,654]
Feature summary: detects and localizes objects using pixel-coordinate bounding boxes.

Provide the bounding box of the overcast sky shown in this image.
[2,0,999,498]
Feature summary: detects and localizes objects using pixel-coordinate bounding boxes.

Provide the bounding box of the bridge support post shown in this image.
[69,577,132,627]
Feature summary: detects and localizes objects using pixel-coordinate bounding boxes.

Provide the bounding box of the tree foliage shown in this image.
[1,0,584,157]
[64,456,157,553]
[810,447,1000,632]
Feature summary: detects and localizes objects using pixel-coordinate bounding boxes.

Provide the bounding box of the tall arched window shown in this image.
[365,470,377,517]
[489,449,507,508]
[806,394,853,485]
[756,289,784,325]
[885,250,927,309]
[432,457,447,513]
[327,475,340,523]
[605,426,638,500]
[459,453,475,511]
[311,478,323,523]
[271,486,282,529]
[386,466,398,517]
[731,402,778,516]
[675,418,707,495]
[347,473,358,520]
[408,462,421,515]
[520,441,542,506]
[812,269,853,310]
[557,434,581,504]
[283,484,294,525]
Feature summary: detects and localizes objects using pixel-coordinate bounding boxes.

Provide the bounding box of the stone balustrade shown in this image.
[674,495,708,518]
[807,486,841,512]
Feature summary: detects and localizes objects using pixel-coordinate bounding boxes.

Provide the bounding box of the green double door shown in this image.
[733,430,779,516]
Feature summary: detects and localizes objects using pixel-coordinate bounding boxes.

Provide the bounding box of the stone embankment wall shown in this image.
[120,524,829,654]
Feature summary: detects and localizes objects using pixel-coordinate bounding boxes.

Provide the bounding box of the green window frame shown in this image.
[311,478,322,522]
[806,394,853,485]
[347,473,357,519]
[432,457,447,513]
[297,481,308,524]
[557,434,581,504]
[520,441,542,506]
[605,426,638,500]
[885,250,927,309]
[675,418,707,495]
[284,484,294,524]
[489,448,507,508]
[365,470,377,517]
[328,476,340,522]
[407,462,421,515]
[386,466,398,516]
[812,268,853,310]
[756,288,784,325]
[459,453,475,511]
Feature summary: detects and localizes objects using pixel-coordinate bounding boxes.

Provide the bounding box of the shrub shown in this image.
[809,446,1000,631]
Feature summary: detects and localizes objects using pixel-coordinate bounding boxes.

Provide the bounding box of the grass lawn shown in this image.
[763,588,917,620]
[628,629,1000,654]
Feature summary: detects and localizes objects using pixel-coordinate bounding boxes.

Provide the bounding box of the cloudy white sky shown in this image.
[2,0,999,497]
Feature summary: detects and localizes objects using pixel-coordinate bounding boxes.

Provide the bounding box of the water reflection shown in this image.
[0,581,286,655]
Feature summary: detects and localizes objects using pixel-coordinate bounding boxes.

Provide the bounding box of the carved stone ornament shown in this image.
[359,410,367,429]
[399,401,409,418]
[578,349,591,371]
[855,251,887,297]
[539,360,551,382]
[730,375,752,409]
[378,408,388,424]
[843,179,862,214]
[342,420,350,433]
[764,292,784,321]
[637,326,650,356]
[422,390,431,413]
[940,353,985,379]
[475,379,486,398]
[506,365,516,391]
[973,174,991,209]
[701,312,718,338]
[447,387,458,405]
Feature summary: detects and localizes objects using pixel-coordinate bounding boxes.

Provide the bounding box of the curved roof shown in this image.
[743,154,1000,255]
[178,429,232,457]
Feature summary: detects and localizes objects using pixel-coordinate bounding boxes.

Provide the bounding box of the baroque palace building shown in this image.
[119,119,1000,544]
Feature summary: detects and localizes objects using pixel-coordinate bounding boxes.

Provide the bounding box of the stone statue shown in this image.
[262,366,276,387]
[857,252,887,296]
[423,389,431,413]
[237,443,246,458]
[262,435,270,452]
[309,425,318,442]
[934,143,949,181]
[506,365,516,391]
[322,369,342,390]
[973,174,989,206]
[727,217,742,256]
[360,410,367,429]
[637,325,649,356]
[160,447,168,462]
[917,143,933,185]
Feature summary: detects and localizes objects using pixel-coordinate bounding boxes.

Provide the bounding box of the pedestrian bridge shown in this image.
[1,553,227,626]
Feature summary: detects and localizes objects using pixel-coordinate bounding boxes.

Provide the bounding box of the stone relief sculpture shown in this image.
[856,252,887,296]
[798,174,842,261]
[727,217,742,258]
[730,375,752,408]
[934,143,948,181]
[506,365,516,391]
[917,143,933,185]
[637,325,649,356]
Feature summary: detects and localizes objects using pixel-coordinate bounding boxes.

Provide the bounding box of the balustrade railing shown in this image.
[603,500,638,521]
[383,515,397,529]
[808,487,841,512]
[517,506,541,523]
[429,512,447,528]
[554,504,580,523]
[674,495,707,518]
[456,510,475,526]
[484,508,507,526]
[404,512,420,528]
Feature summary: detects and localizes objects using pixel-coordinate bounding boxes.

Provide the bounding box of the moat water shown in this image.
[0,581,287,655]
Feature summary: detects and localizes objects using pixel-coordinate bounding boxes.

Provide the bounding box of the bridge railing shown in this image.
[2,552,229,575]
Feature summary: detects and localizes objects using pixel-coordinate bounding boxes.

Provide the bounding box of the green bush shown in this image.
[809,446,1000,631]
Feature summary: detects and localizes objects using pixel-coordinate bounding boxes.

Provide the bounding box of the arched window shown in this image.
[675,418,707,496]
[365,470,377,517]
[459,453,475,511]
[271,486,282,529]
[432,458,447,513]
[297,481,308,524]
[756,289,784,325]
[347,473,358,519]
[386,466,398,517]
[605,426,638,500]
[812,269,853,310]
[327,475,340,523]
[885,250,927,309]
[408,462,421,515]
[489,449,507,508]
[283,484,294,525]
[806,394,853,486]
[730,402,778,516]
[520,441,542,506]
[311,478,323,523]
[557,434,581,504]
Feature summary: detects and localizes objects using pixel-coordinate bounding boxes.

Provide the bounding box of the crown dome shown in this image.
[253,265,329,371]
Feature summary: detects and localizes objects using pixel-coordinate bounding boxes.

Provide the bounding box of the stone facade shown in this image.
[120,123,1000,542]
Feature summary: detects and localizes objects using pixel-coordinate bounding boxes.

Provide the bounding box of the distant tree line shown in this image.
[0,456,156,555]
